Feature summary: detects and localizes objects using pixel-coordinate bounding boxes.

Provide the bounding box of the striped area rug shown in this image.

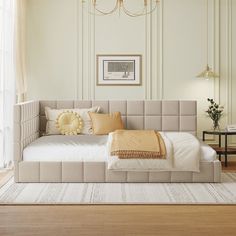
[0,173,236,204]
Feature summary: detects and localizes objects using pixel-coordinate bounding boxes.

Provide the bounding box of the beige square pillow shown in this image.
[89,112,124,135]
[45,106,100,135]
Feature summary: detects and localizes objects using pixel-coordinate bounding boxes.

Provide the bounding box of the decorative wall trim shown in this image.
[77,0,84,100]
[87,1,91,99]
[213,0,220,103]
[145,4,152,99]
[150,0,161,100]
[78,0,96,100]
[227,0,234,144]
[145,1,162,100]
[209,0,220,144]
[91,4,96,100]
[159,0,164,99]
[87,1,96,100]
[78,1,158,100]
[227,0,232,126]
[207,0,220,104]
[77,0,221,106]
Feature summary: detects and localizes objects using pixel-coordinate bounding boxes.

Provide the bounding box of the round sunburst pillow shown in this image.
[56,111,83,135]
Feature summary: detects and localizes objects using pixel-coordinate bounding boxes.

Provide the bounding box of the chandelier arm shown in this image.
[92,0,119,16]
[122,7,145,17]
[145,2,158,15]
[90,0,159,17]
[122,1,158,17]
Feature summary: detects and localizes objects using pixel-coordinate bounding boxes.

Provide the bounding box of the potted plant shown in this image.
[206,98,224,130]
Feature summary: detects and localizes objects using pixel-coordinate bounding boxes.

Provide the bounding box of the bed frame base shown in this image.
[15,161,221,183]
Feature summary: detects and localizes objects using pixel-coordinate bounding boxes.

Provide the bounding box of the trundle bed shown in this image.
[14,100,222,183]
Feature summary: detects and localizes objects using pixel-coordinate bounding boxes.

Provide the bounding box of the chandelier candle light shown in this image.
[91,0,159,17]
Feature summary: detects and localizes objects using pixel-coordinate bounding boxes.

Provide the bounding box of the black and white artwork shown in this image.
[97,55,141,85]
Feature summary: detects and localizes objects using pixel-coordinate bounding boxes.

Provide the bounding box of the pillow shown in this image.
[56,111,83,135]
[89,112,124,135]
[45,106,100,135]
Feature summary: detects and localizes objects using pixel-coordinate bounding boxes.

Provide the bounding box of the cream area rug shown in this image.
[1,173,236,204]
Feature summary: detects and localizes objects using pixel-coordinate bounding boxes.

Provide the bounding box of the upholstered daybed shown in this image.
[14,100,222,183]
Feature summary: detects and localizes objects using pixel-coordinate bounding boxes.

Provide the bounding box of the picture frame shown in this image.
[96,54,142,86]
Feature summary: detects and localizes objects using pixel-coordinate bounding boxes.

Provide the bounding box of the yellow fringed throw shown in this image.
[110,130,166,159]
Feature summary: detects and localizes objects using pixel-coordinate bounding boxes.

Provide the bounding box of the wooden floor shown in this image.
[0,162,236,236]
[1,205,236,236]
[222,161,236,171]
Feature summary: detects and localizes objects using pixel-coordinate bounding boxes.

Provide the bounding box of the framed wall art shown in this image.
[96,54,142,86]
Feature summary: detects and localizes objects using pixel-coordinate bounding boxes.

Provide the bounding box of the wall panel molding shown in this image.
[208,0,220,143]
[78,1,163,100]
[159,0,164,100]
[77,0,84,99]
[145,5,152,99]
[213,0,220,103]
[77,0,96,100]
[226,0,232,126]
[91,3,96,100]
[150,0,162,100]
[227,0,234,144]
[26,0,235,143]
[77,0,219,103]
[88,1,95,100]
[207,0,220,104]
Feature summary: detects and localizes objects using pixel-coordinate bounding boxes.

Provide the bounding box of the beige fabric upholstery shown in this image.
[14,100,222,183]
[38,100,197,135]
[14,101,39,162]
[17,161,222,183]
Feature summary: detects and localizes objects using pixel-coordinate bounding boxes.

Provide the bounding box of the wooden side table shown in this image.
[202,130,236,167]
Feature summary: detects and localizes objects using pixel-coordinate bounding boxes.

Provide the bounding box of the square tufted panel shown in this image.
[162,101,179,115]
[127,101,144,115]
[109,101,127,115]
[16,160,221,183]
[37,100,197,135]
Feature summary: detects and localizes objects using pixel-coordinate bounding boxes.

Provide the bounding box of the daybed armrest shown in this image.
[14,101,40,162]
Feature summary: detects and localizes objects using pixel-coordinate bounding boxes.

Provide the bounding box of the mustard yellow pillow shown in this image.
[56,111,83,135]
[89,112,124,135]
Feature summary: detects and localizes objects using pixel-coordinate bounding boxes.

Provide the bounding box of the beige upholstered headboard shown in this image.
[39,100,197,136]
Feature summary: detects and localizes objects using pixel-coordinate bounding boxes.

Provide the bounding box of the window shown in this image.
[0,0,15,168]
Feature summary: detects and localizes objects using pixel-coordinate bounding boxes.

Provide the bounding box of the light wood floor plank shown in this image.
[0,205,236,236]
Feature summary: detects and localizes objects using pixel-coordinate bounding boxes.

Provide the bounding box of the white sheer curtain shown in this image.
[0,0,15,168]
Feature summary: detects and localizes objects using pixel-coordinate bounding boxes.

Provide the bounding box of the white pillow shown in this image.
[45,106,100,135]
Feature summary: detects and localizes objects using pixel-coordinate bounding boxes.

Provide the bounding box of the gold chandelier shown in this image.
[91,0,160,17]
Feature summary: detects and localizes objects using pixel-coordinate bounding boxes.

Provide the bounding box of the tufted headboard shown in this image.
[39,100,197,136]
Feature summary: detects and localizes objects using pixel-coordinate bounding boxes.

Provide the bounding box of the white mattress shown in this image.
[23,135,108,162]
[23,134,217,164]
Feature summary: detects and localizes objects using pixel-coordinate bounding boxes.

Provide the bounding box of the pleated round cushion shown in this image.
[56,111,83,135]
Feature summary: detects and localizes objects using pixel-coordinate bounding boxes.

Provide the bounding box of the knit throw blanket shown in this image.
[110,130,166,159]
